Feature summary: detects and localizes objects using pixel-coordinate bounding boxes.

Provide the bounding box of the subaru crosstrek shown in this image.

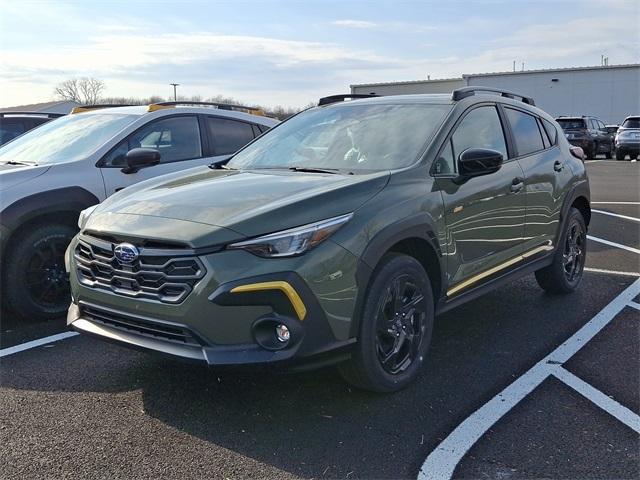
[67,88,590,392]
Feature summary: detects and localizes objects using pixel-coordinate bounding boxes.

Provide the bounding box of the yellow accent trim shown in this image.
[230,281,307,320]
[148,104,175,112]
[447,243,554,297]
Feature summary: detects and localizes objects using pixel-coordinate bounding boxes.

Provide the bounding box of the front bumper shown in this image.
[67,234,360,368]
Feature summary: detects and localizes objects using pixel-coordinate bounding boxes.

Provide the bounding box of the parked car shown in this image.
[0,102,278,320]
[0,112,64,145]
[556,115,614,159]
[66,88,590,392]
[615,115,640,160]
[604,124,620,137]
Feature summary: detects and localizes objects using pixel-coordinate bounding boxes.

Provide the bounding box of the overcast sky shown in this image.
[1,0,638,108]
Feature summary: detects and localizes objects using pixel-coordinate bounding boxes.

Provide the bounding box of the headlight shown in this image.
[77,204,98,229]
[227,213,353,257]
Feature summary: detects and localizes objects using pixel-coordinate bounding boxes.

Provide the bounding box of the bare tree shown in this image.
[54,77,106,104]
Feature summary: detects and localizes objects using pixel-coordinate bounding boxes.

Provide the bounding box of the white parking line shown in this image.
[591,202,640,205]
[584,267,640,277]
[587,235,640,255]
[592,209,640,223]
[417,278,640,480]
[552,367,640,434]
[0,331,79,358]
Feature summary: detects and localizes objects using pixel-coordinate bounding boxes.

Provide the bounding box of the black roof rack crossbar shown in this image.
[452,87,535,106]
[0,111,65,118]
[149,101,263,112]
[318,94,379,106]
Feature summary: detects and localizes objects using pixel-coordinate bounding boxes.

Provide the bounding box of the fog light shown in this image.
[275,324,290,342]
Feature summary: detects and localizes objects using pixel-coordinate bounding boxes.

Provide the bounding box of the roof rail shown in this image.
[147,101,265,116]
[71,104,135,114]
[451,87,535,106]
[0,111,65,118]
[318,94,379,106]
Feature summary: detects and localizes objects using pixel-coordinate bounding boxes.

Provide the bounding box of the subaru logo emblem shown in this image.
[114,243,139,264]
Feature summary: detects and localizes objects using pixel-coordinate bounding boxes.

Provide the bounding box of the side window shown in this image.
[451,106,508,161]
[597,120,606,130]
[206,117,255,155]
[542,119,558,145]
[0,120,26,143]
[505,108,545,156]
[102,116,202,167]
[537,118,550,149]
[433,139,455,175]
[589,119,598,130]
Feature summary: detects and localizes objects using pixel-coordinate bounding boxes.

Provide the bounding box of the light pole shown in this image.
[169,83,179,101]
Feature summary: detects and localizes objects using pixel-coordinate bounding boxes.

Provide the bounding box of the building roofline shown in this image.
[350,77,463,88]
[463,63,640,78]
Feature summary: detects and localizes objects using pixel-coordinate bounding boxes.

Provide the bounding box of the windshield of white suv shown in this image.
[0,113,138,165]
[227,103,451,172]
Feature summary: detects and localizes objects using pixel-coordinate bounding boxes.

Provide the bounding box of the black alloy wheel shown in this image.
[562,218,586,283]
[374,274,427,375]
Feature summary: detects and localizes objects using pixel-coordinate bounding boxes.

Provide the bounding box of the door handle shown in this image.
[510,177,524,193]
[554,160,564,172]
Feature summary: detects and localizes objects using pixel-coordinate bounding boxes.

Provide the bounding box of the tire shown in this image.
[631,154,638,160]
[616,150,626,160]
[3,223,77,321]
[535,207,587,294]
[605,145,612,159]
[338,253,434,393]
[585,143,596,160]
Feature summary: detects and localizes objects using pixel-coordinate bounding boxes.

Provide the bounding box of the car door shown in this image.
[433,104,527,293]
[503,107,573,254]
[99,115,225,196]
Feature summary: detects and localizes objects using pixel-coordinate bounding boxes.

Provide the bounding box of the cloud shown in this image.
[332,20,377,29]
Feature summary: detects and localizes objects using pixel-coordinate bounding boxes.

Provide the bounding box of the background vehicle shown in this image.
[615,115,640,160]
[0,102,278,320]
[556,115,613,159]
[0,112,64,145]
[604,124,620,137]
[66,88,590,392]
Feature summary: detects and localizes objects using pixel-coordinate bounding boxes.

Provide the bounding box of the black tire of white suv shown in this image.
[4,223,77,320]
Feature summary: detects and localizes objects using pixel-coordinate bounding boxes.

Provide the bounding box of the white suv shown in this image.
[0,102,279,320]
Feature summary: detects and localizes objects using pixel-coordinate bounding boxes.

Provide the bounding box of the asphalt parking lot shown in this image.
[1,160,638,479]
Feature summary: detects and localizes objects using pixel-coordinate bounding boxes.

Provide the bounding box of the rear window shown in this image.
[506,108,545,156]
[556,119,586,130]
[622,118,640,128]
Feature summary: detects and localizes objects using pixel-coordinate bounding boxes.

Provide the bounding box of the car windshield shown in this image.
[227,103,451,172]
[0,113,138,165]
[557,119,586,130]
[622,118,640,128]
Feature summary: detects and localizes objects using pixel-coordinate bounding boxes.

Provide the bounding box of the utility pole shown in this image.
[169,83,179,101]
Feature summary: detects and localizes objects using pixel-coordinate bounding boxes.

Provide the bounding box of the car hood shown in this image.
[0,163,50,192]
[87,167,390,247]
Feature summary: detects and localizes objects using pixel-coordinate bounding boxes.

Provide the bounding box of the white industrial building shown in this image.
[351,64,640,125]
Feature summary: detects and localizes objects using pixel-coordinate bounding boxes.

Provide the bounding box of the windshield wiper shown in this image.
[288,166,340,174]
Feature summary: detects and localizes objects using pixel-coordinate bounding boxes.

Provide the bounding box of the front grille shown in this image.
[81,304,202,347]
[74,235,206,304]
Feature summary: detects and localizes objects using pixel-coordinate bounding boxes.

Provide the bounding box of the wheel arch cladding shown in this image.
[1,186,99,252]
[350,217,444,338]
[571,195,591,226]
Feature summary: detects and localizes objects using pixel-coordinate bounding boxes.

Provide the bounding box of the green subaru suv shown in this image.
[66,88,590,392]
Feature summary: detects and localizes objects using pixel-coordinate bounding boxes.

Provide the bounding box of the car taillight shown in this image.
[570,146,585,161]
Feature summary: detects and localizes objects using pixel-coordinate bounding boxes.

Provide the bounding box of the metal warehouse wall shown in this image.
[351,78,464,96]
[465,66,639,125]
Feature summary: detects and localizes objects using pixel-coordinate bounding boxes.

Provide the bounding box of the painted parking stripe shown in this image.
[0,332,79,358]
[587,235,640,255]
[592,209,640,223]
[552,367,640,434]
[591,201,640,205]
[417,278,640,480]
[584,267,640,277]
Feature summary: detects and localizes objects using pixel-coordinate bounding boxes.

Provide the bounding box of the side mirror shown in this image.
[457,148,503,179]
[121,148,160,174]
